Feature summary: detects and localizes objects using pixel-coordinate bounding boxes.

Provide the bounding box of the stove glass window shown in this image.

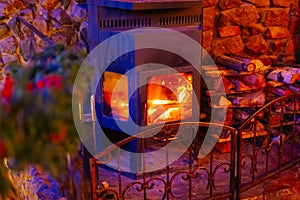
[103,72,129,121]
[147,73,193,125]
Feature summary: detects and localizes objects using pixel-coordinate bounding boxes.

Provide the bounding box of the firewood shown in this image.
[215,55,256,72]
[265,86,293,96]
[232,80,252,92]
[267,69,298,84]
[228,91,266,106]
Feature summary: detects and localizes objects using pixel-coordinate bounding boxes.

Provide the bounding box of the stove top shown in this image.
[87,0,202,10]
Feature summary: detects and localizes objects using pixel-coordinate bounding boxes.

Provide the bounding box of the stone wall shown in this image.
[1,0,299,70]
[0,0,87,71]
[202,0,300,65]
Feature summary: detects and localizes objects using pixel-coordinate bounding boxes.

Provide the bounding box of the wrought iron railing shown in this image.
[90,122,237,200]
[90,92,300,200]
[236,92,300,199]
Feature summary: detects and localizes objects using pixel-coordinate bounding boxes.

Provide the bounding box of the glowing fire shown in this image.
[103,72,129,120]
[102,71,193,124]
[147,73,193,125]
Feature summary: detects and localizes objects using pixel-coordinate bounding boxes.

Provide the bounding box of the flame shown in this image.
[102,71,193,125]
[154,107,180,122]
[103,72,129,120]
[147,73,193,125]
[177,85,192,103]
[149,99,176,105]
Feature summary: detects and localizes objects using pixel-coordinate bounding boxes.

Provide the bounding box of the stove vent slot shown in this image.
[99,18,152,28]
[159,14,201,26]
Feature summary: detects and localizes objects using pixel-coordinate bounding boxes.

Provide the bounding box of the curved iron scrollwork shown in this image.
[90,122,237,200]
[89,93,300,200]
[237,92,300,199]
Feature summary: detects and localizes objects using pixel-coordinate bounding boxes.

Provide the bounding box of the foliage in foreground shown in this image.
[0,45,88,197]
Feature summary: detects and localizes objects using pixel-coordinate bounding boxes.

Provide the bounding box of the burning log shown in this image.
[214,55,256,72]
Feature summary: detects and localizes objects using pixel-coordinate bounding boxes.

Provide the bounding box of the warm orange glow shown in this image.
[102,71,193,124]
[103,72,129,121]
[147,73,193,125]
[149,99,176,105]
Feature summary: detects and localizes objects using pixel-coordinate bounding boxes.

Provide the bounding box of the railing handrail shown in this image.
[93,121,237,162]
[91,92,300,200]
[91,121,238,200]
[238,92,300,130]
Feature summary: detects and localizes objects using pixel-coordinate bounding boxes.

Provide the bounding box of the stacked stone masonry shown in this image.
[0,0,299,74]
[202,0,300,65]
[0,0,87,74]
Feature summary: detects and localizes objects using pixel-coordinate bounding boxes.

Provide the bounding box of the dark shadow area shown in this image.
[294,0,300,64]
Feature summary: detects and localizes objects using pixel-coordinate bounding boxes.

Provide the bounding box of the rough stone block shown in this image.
[202,0,218,7]
[203,30,214,49]
[211,35,244,55]
[265,26,290,39]
[216,13,232,27]
[41,0,60,10]
[264,8,289,27]
[220,4,259,27]
[18,38,32,61]
[244,0,270,7]
[203,6,218,31]
[19,8,34,22]
[7,16,23,40]
[258,55,274,65]
[289,17,300,34]
[0,3,10,20]
[34,36,47,53]
[269,39,287,53]
[258,9,267,23]
[278,54,296,64]
[290,1,299,16]
[272,0,293,8]
[12,0,25,9]
[0,23,10,40]
[0,36,17,55]
[69,2,87,22]
[52,8,72,25]
[51,25,75,45]
[50,33,68,46]
[218,25,241,37]
[1,53,18,65]
[23,0,35,4]
[293,34,300,52]
[70,41,87,53]
[285,38,295,54]
[33,15,48,35]
[249,23,266,35]
[218,0,241,10]
[244,34,268,55]
[241,27,251,39]
[21,24,31,36]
